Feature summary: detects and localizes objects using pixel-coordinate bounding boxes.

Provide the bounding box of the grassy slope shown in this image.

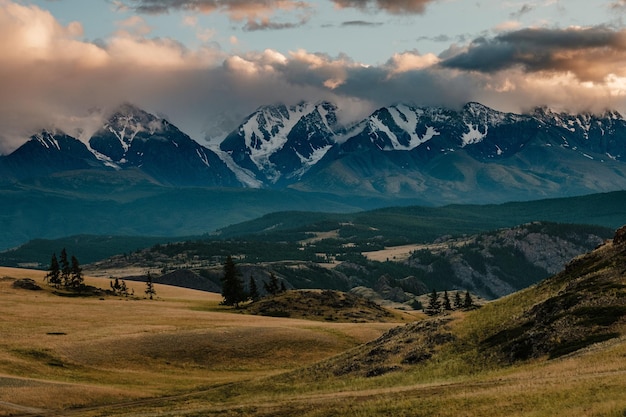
[3,228,626,417]
[73,238,626,417]
[0,267,400,416]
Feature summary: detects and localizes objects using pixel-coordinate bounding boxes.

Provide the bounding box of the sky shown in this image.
[2,0,626,152]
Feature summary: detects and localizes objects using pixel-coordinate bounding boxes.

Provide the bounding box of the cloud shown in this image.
[331,0,436,14]
[440,26,626,82]
[125,0,313,30]
[341,20,383,27]
[610,0,626,11]
[509,4,533,19]
[1,1,626,154]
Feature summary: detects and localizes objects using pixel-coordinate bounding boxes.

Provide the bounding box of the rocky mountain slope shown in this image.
[81,221,612,301]
[302,225,626,379]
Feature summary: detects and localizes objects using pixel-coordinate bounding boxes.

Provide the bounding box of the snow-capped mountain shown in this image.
[88,104,240,187]
[219,101,344,185]
[0,130,101,180]
[0,105,241,187]
[3,101,626,205]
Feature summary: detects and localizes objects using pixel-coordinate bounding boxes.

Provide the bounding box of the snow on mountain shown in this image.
[241,102,316,170]
[220,101,342,184]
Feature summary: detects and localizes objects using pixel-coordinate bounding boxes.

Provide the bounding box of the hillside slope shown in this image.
[303,226,626,379]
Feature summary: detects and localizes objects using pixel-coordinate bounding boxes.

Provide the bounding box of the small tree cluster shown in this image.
[44,248,83,290]
[425,289,474,315]
[263,272,287,296]
[110,277,131,297]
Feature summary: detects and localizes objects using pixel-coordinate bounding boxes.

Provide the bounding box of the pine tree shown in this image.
[145,272,156,300]
[111,277,121,294]
[464,290,474,309]
[454,291,463,309]
[427,289,441,314]
[248,276,260,302]
[45,253,61,288]
[443,290,452,311]
[264,272,280,295]
[59,248,70,287]
[69,255,83,290]
[221,255,246,308]
[120,280,128,297]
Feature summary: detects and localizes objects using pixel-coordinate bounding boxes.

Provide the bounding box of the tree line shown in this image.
[425,289,474,315]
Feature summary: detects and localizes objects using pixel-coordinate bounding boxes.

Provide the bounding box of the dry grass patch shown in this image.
[0,267,398,413]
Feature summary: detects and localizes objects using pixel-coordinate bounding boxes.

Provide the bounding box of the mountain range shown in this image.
[2,101,626,202]
[2,101,626,250]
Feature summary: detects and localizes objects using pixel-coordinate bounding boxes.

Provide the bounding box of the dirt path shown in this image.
[0,400,48,415]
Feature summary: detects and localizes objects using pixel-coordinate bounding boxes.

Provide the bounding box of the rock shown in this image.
[613,225,626,245]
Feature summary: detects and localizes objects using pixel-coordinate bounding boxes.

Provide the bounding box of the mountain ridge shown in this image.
[3,101,626,201]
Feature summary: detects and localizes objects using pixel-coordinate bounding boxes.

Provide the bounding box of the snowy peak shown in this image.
[32,130,63,151]
[220,101,342,183]
[102,103,165,151]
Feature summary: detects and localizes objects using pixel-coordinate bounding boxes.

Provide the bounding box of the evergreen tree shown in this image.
[280,281,287,293]
[263,272,280,296]
[59,248,70,287]
[443,290,452,311]
[120,280,128,297]
[69,255,84,289]
[427,289,441,314]
[45,253,61,288]
[464,290,474,309]
[111,277,121,293]
[454,291,463,309]
[248,276,260,302]
[221,255,246,307]
[145,272,156,300]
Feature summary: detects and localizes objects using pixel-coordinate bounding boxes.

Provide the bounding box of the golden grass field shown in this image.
[2,265,626,417]
[0,267,400,416]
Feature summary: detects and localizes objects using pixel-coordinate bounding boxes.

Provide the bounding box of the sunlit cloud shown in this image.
[1,0,626,155]
[441,26,626,82]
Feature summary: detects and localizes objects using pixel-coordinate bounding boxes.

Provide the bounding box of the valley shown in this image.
[2,226,626,416]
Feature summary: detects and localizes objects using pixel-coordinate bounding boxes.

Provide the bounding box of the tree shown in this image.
[248,276,260,302]
[427,289,441,314]
[442,290,452,311]
[221,255,246,308]
[145,272,156,300]
[69,255,84,290]
[280,281,287,293]
[59,248,70,287]
[263,272,280,296]
[45,253,61,288]
[454,291,463,309]
[464,290,474,309]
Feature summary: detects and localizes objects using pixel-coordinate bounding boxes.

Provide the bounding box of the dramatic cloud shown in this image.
[331,0,436,14]
[2,1,626,154]
[441,26,626,82]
